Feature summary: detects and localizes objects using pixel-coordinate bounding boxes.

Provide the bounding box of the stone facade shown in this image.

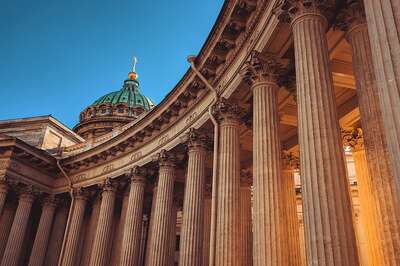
[0,0,400,265]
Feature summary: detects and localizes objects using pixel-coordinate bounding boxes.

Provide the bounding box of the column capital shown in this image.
[282,151,300,170]
[18,185,36,202]
[342,127,364,151]
[42,194,58,208]
[99,178,117,193]
[274,0,334,27]
[182,128,210,151]
[241,50,287,86]
[211,97,244,124]
[336,0,367,35]
[127,166,147,184]
[72,187,90,201]
[156,149,176,168]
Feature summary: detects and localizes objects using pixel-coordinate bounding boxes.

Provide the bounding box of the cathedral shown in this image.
[0,0,400,265]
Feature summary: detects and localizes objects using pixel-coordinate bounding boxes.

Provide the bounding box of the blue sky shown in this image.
[0,0,224,128]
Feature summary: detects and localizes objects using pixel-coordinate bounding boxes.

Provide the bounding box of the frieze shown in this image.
[102,164,114,174]
[130,151,143,162]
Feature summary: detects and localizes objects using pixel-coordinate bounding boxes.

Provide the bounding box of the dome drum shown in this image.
[74,76,155,139]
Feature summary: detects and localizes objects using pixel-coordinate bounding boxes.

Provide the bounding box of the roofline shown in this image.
[0,115,84,143]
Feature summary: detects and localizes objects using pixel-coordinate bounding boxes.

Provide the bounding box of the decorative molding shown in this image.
[342,127,364,151]
[241,50,287,86]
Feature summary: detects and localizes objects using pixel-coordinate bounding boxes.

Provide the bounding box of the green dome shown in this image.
[92,79,154,110]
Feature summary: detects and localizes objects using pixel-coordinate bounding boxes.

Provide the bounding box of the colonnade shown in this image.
[0,0,399,265]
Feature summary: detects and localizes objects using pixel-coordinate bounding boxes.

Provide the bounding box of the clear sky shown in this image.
[0,0,224,128]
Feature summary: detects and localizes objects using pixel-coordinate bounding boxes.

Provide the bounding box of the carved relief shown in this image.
[102,164,114,174]
[130,151,143,162]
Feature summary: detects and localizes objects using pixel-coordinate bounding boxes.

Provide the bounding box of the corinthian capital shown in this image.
[128,166,147,183]
[212,97,244,123]
[157,149,176,168]
[182,128,209,151]
[274,0,334,24]
[342,127,364,151]
[282,151,300,170]
[241,51,287,86]
[335,0,366,33]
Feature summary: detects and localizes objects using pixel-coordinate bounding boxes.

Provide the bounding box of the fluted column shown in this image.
[276,2,359,264]
[212,98,241,266]
[1,188,35,266]
[239,171,252,266]
[169,204,178,266]
[242,51,285,265]
[145,186,158,262]
[89,178,117,266]
[343,129,386,265]
[338,3,400,262]
[281,153,302,266]
[0,180,8,215]
[202,185,212,266]
[138,214,149,266]
[362,0,400,191]
[0,201,16,259]
[28,195,57,266]
[45,204,69,266]
[120,167,147,266]
[179,128,207,266]
[60,189,88,266]
[146,150,176,266]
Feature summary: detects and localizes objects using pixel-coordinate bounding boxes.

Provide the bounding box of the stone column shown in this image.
[202,185,212,266]
[89,178,117,266]
[239,170,252,266]
[212,98,241,266]
[281,153,302,266]
[169,204,178,266]
[242,51,285,265]
[28,195,57,266]
[145,186,158,262]
[1,188,35,266]
[362,0,400,191]
[45,204,69,266]
[342,129,386,265]
[179,128,207,266]
[138,214,149,266]
[145,150,176,266]
[0,180,8,215]
[60,189,88,266]
[276,2,359,264]
[338,3,400,263]
[0,201,16,259]
[120,167,147,266]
